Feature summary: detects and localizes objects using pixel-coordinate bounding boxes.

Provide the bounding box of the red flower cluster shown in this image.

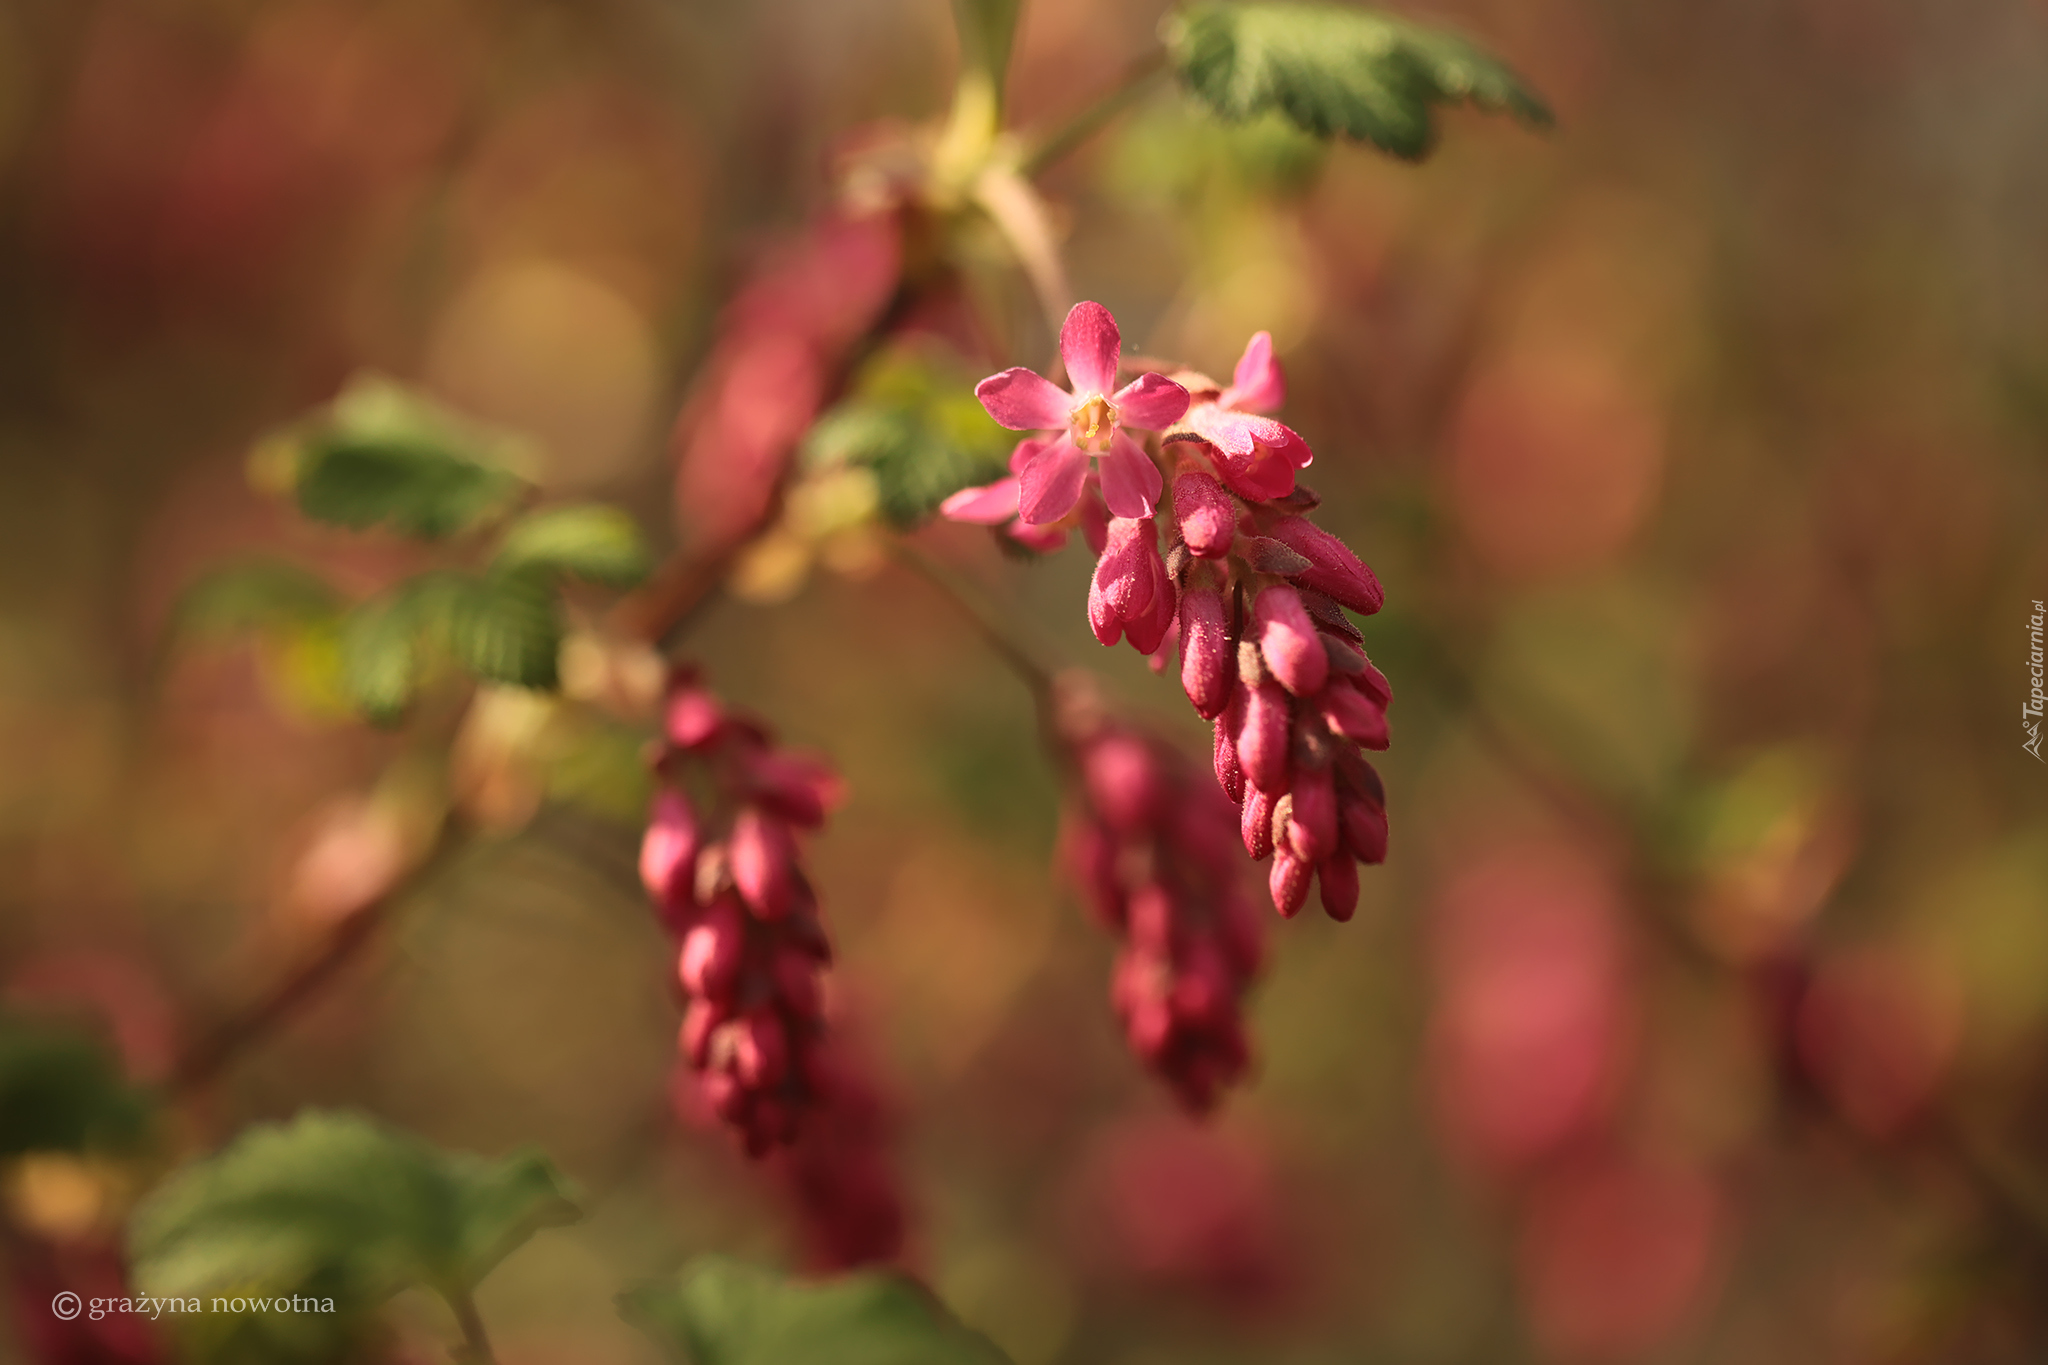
[949,308,1393,918]
[640,669,843,1154]
[1056,689,1265,1111]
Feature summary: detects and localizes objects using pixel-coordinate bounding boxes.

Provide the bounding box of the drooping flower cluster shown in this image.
[1055,681,1264,1110]
[949,304,1392,917]
[640,668,842,1154]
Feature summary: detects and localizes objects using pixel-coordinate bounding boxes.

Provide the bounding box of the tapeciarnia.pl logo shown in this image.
[2026,599,2045,762]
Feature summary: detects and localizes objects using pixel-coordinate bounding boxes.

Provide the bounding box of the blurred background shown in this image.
[4,0,2048,1361]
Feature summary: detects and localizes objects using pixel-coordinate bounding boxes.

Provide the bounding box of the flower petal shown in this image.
[1184,403,1260,458]
[1060,300,1121,398]
[977,367,1074,430]
[1220,330,1285,413]
[1007,520,1070,552]
[1112,372,1191,429]
[1008,434,1052,474]
[1098,431,1163,519]
[1016,435,1089,524]
[939,476,1021,524]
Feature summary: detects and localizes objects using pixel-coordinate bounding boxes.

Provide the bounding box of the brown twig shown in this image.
[168,821,466,1096]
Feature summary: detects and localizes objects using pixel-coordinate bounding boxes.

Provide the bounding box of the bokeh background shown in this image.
[5,0,2048,1361]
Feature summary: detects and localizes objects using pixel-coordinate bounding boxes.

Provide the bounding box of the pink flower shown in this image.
[1177,332,1314,502]
[975,301,1189,523]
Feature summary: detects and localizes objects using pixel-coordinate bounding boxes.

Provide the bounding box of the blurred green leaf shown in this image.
[493,504,653,588]
[338,573,466,724]
[1163,2,1551,160]
[338,569,563,722]
[0,1017,153,1158]
[805,350,1013,527]
[171,561,343,642]
[276,377,530,539]
[130,1110,578,1317]
[623,1256,1012,1365]
[452,568,563,691]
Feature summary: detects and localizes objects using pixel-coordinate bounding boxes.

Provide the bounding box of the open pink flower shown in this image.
[1178,332,1313,501]
[975,301,1189,524]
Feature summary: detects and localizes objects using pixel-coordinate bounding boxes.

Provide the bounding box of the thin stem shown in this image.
[889,537,1060,736]
[169,820,467,1096]
[1020,49,1169,178]
[447,1286,497,1365]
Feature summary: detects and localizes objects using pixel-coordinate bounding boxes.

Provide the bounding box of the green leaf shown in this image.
[171,561,343,642]
[338,573,467,724]
[130,1111,579,1310]
[623,1257,1013,1365]
[278,377,531,540]
[805,350,1013,528]
[337,569,562,722]
[1163,2,1551,160]
[450,568,562,690]
[0,1017,153,1158]
[493,505,653,588]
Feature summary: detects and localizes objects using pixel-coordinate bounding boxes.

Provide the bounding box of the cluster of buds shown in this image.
[1055,681,1264,1111]
[640,669,843,1154]
[947,304,1392,918]
[771,1035,909,1269]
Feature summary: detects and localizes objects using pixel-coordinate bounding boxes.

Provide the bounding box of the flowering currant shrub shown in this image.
[3,2,1581,1362]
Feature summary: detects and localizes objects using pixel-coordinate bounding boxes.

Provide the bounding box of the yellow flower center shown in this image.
[1070,395,1116,453]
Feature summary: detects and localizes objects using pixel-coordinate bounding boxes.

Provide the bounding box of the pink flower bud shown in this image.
[1179,586,1233,719]
[1236,679,1293,795]
[640,789,702,914]
[1125,557,1178,655]
[1340,790,1389,865]
[680,998,725,1067]
[1269,851,1312,918]
[1171,941,1236,1028]
[1253,585,1329,697]
[1214,695,1247,804]
[1061,812,1127,928]
[1129,995,1175,1063]
[1128,884,1176,958]
[1241,788,1276,860]
[701,1067,747,1121]
[1267,516,1384,615]
[1088,517,1161,647]
[1173,470,1237,558]
[734,1009,790,1088]
[665,685,725,749]
[679,897,747,1002]
[1321,680,1391,749]
[730,807,798,919]
[1319,854,1359,922]
[1083,731,1161,833]
[1286,764,1338,863]
[746,752,842,828]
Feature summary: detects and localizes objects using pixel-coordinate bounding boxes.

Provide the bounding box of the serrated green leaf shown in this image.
[493,505,652,588]
[1164,2,1551,160]
[276,377,532,540]
[622,1257,1012,1365]
[171,562,343,642]
[129,1111,579,1311]
[451,568,562,690]
[0,1017,154,1157]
